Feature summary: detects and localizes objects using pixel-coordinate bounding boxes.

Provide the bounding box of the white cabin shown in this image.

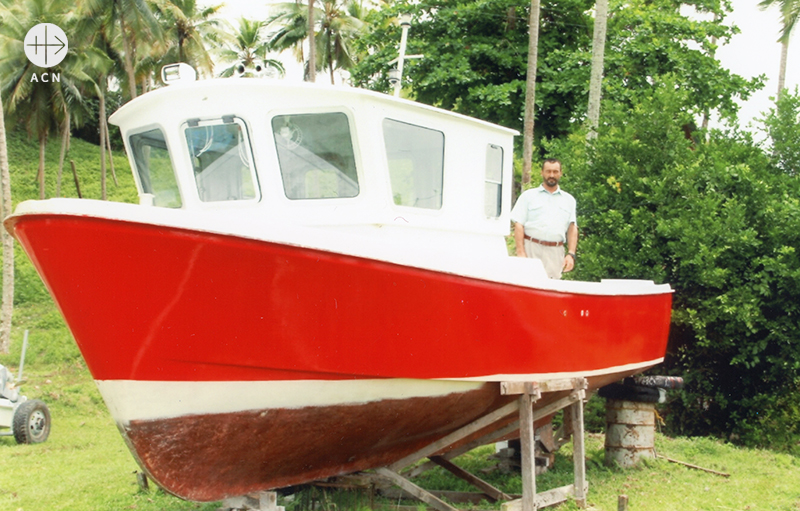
[107,77,539,284]
[110,78,516,231]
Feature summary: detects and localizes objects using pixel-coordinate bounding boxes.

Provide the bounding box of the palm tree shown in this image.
[266,2,313,80]
[152,0,224,78]
[308,0,317,81]
[586,0,609,139]
[215,17,285,78]
[522,0,542,186]
[0,90,13,354]
[80,0,162,99]
[266,0,366,83]
[759,0,800,99]
[0,0,94,200]
[316,0,365,84]
[73,12,117,198]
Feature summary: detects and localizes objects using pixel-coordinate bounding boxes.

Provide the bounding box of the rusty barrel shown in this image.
[604,399,656,468]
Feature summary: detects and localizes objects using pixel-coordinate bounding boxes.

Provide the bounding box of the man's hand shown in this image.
[563,253,575,273]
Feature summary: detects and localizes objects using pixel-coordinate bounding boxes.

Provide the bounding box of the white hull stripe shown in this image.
[448,358,664,382]
[95,359,662,425]
[96,378,485,424]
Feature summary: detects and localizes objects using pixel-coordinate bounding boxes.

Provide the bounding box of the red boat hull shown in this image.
[7,213,672,501]
[9,214,671,382]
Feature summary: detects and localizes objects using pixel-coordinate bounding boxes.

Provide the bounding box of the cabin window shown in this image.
[485,144,503,217]
[382,119,444,210]
[272,113,359,200]
[184,118,258,202]
[129,128,182,208]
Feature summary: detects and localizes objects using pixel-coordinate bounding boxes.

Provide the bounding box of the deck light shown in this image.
[161,63,197,85]
[388,68,401,87]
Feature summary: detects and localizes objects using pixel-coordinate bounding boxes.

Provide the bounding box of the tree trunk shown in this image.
[307,0,316,82]
[105,118,118,186]
[702,14,722,131]
[38,135,46,200]
[0,95,14,354]
[586,0,609,140]
[522,0,542,186]
[57,115,70,197]
[100,84,107,200]
[777,38,788,100]
[120,15,138,99]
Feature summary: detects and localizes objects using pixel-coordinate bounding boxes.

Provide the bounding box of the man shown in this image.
[510,158,578,279]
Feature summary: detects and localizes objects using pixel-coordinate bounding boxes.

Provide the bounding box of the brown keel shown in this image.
[123,383,514,502]
[122,371,648,502]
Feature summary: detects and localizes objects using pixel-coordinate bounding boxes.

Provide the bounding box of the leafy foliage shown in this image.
[760,85,800,175]
[350,0,594,141]
[602,0,763,121]
[214,17,285,78]
[350,0,759,145]
[547,81,800,448]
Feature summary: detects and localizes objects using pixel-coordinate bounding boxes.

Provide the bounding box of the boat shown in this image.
[4,66,672,503]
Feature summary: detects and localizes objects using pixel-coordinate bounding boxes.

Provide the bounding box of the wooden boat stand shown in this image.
[219,377,587,511]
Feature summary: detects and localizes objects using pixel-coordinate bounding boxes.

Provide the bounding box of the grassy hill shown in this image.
[1,128,138,367]
[1,128,799,510]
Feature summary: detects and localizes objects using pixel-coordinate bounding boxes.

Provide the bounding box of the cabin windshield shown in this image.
[130,128,182,208]
[485,144,503,218]
[185,118,258,202]
[272,113,359,200]
[382,119,444,210]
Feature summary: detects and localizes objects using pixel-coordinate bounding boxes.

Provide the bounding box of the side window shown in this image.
[383,119,444,210]
[272,113,359,200]
[130,128,182,208]
[485,144,503,218]
[185,118,258,202]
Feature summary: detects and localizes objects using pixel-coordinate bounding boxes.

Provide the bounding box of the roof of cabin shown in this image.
[109,79,518,137]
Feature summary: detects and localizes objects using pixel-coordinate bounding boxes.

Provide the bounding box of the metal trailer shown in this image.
[0,331,51,444]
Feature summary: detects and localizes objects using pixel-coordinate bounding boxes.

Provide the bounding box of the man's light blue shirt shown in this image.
[509,185,577,243]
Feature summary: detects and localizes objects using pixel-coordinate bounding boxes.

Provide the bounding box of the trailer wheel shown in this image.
[13,399,51,444]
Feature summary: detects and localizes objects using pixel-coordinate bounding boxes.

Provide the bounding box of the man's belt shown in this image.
[524,235,564,247]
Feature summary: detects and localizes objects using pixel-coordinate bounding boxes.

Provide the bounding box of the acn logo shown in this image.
[24,23,68,68]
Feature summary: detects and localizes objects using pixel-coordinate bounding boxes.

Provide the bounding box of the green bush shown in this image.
[547,80,800,450]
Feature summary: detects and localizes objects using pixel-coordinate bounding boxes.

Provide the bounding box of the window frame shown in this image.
[484,143,504,218]
[382,118,446,211]
[270,111,361,201]
[128,125,183,209]
[181,116,261,204]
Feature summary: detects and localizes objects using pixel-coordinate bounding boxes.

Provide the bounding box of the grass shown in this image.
[0,362,219,511]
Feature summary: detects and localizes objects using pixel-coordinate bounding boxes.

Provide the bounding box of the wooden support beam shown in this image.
[501,378,587,396]
[404,385,584,479]
[389,400,520,472]
[221,491,284,511]
[404,419,523,478]
[519,390,538,511]
[570,397,588,508]
[382,378,589,511]
[429,456,513,502]
[375,468,459,511]
[501,484,574,511]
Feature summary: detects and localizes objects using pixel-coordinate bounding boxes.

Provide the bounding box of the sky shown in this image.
[714,1,800,132]
[216,0,800,132]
